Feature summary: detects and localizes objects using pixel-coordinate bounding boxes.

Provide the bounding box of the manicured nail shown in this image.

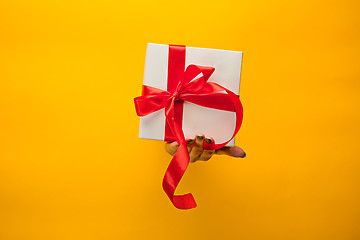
[205,138,212,144]
[241,152,246,158]
[197,135,204,141]
[187,139,194,144]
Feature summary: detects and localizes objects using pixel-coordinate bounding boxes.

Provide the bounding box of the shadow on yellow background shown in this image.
[1,0,359,239]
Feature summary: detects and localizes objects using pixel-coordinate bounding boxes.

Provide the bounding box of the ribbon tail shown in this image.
[162,100,197,209]
[162,144,196,209]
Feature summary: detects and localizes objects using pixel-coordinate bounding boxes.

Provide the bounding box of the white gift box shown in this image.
[139,43,243,146]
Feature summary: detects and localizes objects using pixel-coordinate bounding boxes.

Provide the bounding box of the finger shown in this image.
[198,138,215,161]
[215,146,246,158]
[186,138,195,153]
[189,134,204,162]
[165,141,179,156]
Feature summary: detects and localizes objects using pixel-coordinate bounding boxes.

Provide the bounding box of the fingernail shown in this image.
[187,139,194,144]
[241,152,246,158]
[205,138,212,143]
[196,135,204,141]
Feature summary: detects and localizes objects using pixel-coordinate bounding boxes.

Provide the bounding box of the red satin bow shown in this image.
[134,45,243,209]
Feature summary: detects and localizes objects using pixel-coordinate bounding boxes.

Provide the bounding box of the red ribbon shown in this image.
[134,45,243,209]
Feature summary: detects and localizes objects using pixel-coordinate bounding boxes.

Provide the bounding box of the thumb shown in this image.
[215,146,246,158]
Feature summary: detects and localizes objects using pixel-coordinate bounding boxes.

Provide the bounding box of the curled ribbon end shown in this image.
[173,193,197,210]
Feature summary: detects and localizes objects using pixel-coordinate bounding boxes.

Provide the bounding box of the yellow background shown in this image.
[1,0,359,239]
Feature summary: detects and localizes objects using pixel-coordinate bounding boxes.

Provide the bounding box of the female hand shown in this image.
[165,134,246,163]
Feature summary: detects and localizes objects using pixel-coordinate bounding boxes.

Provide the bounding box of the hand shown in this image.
[165,134,246,163]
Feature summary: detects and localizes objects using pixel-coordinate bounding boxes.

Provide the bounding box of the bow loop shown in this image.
[179,65,215,95]
[134,85,171,116]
